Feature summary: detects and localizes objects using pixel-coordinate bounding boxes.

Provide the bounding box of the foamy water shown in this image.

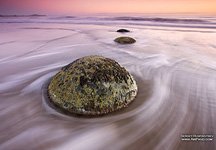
[0,16,216,150]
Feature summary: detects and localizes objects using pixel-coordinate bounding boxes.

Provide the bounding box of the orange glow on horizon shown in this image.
[0,0,216,15]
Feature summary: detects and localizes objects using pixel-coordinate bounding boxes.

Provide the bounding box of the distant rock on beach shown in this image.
[117,29,130,33]
[114,36,136,44]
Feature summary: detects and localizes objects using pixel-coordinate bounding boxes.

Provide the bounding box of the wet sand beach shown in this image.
[0,16,216,150]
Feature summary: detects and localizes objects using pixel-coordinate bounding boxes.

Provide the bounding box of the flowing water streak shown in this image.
[0,16,216,150]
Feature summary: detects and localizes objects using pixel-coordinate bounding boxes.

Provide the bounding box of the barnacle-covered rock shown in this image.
[117,29,130,33]
[48,55,138,116]
[114,36,136,44]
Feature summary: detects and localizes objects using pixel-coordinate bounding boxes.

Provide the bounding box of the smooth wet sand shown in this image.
[0,21,216,150]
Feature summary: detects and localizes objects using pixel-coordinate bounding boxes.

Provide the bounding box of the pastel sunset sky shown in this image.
[0,0,215,15]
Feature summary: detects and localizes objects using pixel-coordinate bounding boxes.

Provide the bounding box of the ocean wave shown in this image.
[106,16,209,24]
[0,14,46,17]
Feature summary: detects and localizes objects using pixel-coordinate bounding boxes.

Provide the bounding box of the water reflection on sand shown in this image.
[0,18,216,150]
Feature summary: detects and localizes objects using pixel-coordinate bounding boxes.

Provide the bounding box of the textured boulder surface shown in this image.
[48,55,138,116]
[114,36,136,44]
[117,29,130,33]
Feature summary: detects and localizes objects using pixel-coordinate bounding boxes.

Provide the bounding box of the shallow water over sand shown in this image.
[0,17,216,150]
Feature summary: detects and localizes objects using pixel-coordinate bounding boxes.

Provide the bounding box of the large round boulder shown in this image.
[47,55,138,116]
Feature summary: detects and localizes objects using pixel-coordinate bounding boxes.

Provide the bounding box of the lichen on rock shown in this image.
[114,36,136,44]
[48,55,138,116]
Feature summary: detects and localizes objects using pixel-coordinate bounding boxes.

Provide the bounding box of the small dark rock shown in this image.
[114,36,136,44]
[117,29,130,33]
